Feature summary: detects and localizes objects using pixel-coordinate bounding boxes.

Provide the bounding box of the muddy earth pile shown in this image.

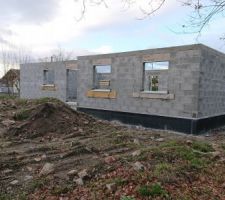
[7,102,96,139]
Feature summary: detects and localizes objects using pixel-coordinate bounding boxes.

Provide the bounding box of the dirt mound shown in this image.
[8,102,97,138]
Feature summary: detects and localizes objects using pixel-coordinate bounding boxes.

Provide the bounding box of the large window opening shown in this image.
[93,65,111,90]
[143,61,169,92]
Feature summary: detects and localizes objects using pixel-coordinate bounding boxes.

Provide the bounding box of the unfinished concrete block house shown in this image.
[20,44,225,134]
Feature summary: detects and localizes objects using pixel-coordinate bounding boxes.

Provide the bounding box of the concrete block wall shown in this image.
[20,62,68,101]
[21,44,225,121]
[198,45,225,117]
[77,44,202,119]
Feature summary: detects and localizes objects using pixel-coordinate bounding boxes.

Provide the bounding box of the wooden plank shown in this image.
[86,90,117,99]
[99,80,110,87]
[41,85,57,91]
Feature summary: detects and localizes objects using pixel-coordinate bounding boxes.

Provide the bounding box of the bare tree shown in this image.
[38,46,76,62]
[74,0,225,37]
[51,46,76,62]
[74,0,166,20]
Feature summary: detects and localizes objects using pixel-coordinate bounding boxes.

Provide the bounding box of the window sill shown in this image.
[133,91,174,100]
[141,90,168,94]
[91,89,111,92]
[86,89,117,99]
[41,84,57,91]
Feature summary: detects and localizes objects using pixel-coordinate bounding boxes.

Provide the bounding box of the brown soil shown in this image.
[0,96,225,200]
[7,102,96,138]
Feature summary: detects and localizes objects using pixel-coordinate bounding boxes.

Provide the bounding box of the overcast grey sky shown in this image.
[0,0,225,76]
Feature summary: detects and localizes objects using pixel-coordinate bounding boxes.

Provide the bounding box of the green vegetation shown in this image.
[0,193,13,200]
[0,192,28,200]
[114,178,128,186]
[26,178,48,193]
[154,162,173,177]
[34,97,61,104]
[13,109,31,120]
[191,141,214,153]
[16,98,28,106]
[138,183,168,197]
[144,139,213,187]
[0,94,17,100]
[189,157,206,169]
[13,98,62,121]
[221,143,225,151]
[137,153,148,161]
[51,185,72,195]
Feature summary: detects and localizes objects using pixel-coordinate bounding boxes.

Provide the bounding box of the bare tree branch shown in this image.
[74,0,225,39]
[75,0,108,21]
[179,0,225,38]
[137,0,166,19]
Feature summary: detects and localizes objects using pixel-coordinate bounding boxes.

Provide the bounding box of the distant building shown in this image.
[0,69,20,94]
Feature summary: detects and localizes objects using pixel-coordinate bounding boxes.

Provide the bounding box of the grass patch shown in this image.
[0,193,13,200]
[176,146,208,169]
[191,141,214,153]
[160,140,180,148]
[151,147,178,163]
[34,97,61,104]
[0,190,28,200]
[178,146,200,160]
[51,185,72,195]
[154,162,173,177]
[113,134,133,145]
[190,158,206,169]
[221,143,225,151]
[26,178,48,193]
[16,99,28,106]
[114,178,128,186]
[13,109,31,121]
[137,153,148,161]
[152,140,210,170]
[138,183,168,197]
[153,162,178,184]
[16,192,27,200]
[0,94,17,100]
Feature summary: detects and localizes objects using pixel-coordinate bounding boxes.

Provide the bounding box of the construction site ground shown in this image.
[0,96,225,200]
